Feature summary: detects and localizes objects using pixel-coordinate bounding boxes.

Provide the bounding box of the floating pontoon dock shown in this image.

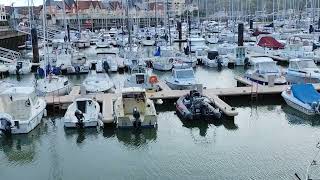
[45,81,320,123]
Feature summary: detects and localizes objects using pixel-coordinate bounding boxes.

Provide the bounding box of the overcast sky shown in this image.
[0,0,43,6]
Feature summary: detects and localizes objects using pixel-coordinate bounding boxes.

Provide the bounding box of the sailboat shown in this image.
[35,0,71,96]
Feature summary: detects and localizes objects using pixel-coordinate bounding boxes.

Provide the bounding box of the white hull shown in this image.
[10,109,45,134]
[281,91,318,116]
[64,121,98,128]
[116,115,157,128]
[141,39,155,46]
[166,81,195,90]
[64,98,101,128]
[37,85,70,96]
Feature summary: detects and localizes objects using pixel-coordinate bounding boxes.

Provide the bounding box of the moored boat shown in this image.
[176,90,222,120]
[64,98,102,128]
[0,87,47,134]
[166,68,197,90]
[114,87,157,128]
[281,84,320,116]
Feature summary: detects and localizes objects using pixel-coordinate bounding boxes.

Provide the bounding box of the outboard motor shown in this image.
[75,66,80,74]
[217,58,222,71]
[16,62,23,75]
[0,118,12,135]
[75,110,84,128]
[244,57,250,69]
[103,61,109,72]
[132,107,141,128]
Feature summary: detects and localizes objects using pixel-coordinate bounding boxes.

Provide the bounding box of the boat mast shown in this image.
[42,0,47,78]
[76,0,81,38]
[166,0,171,46]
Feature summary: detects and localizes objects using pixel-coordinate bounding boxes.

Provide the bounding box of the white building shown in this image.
[0,4,7,22]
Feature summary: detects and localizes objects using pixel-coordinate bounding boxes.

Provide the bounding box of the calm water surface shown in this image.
[1,46,320,179]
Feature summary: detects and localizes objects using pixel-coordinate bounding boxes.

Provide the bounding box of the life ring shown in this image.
[149,75,158,84]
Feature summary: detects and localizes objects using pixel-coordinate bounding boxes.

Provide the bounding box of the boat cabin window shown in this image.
[175,70,195,79]
[289,62,299,69]
[296,60,317,69]
[136,74,145,84]
[256,62,279,73]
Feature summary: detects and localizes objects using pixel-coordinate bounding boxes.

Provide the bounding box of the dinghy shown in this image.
[281,84,320,115]
[176,90,222,120]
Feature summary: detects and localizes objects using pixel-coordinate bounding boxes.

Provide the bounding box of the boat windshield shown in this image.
[297,60,317,69]
[175,70,194,79]
[256,62,279,73]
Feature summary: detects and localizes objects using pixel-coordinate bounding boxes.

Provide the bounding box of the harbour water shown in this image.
[1,45,320,179]
[1,104,320,180]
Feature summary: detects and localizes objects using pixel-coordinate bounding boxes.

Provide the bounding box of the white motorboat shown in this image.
[0,87,46,134]
[166,68,197,90]
[141,31,155,46]
[124,66,160,92]
[153,46,174,71]
[114,87,157,128]
[106,56,118,72]
[96,34,111,48]
[281,84,320,115]
[206,33,219,44]
[82,72,114,93]
[36,74,71,96]
[286,58,320,84]
[245,57,287,85]
[64,98,102,128]
[203,50,229,68]
[7,60,32,75]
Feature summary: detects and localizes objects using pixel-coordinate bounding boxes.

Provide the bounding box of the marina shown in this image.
[1,0,320,179]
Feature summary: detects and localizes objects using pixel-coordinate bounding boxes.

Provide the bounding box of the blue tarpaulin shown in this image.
[292,84,320,105]
[154,46,161,56]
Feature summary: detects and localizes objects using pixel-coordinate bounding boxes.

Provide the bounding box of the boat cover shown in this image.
[257,36,285,49]
[292,84,320,105]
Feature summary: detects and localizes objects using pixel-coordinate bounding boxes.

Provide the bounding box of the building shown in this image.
[0,4,7,22]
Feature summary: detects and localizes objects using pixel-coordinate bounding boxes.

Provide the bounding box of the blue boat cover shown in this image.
[292,84,320,105]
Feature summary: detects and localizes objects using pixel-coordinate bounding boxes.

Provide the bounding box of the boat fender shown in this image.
[149,75,159,84]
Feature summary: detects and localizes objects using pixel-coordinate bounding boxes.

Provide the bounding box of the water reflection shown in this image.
[0,121,48,164]
[178,113,238,144]
[64,128,99,144]
[103,127,157,148]
[282,105,320,126]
